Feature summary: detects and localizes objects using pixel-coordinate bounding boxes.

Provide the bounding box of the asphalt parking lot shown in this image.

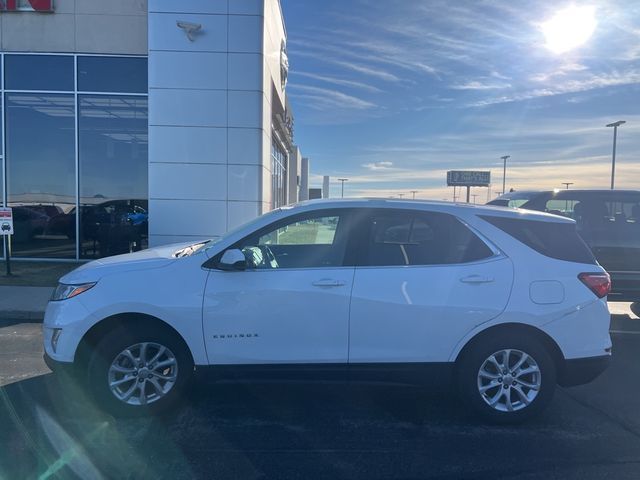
[1,312,639,480]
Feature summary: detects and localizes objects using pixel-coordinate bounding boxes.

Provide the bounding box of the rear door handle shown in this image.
[460,275,494,284]
[312,279,346,288]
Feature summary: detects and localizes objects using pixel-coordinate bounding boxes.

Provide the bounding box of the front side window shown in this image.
[236,213,347,269]
[361,211,493,267]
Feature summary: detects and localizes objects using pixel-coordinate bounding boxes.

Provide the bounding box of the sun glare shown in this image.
[541,5,597,54]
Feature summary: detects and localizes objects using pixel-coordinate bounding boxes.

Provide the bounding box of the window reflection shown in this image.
[79,95,148,259]
[5,55,74,91]
[78,56,147,93]
[271,138,288,209]
[6,93,76,258]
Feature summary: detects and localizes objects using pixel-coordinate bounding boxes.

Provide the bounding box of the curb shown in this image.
[0,311,45,323]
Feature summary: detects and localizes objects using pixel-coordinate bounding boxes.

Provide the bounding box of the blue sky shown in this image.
[282,0,640,200]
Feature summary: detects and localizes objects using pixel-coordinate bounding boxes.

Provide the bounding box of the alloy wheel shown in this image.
[107,342,178,406]
[477,349,541,413]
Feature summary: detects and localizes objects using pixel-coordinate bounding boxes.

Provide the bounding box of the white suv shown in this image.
[43,199,612,422]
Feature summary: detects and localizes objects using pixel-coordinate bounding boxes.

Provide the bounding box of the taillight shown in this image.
[578,272,611,298]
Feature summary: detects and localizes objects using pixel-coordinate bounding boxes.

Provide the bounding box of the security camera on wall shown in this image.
[176,21,202,42]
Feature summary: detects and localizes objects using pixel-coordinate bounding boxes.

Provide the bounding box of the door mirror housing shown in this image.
[217,249,247,271]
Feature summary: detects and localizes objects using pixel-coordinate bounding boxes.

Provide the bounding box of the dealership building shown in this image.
[0,0,308,261]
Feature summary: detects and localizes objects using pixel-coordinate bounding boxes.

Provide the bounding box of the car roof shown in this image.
[495,189,640,199]
[289,198,574,223]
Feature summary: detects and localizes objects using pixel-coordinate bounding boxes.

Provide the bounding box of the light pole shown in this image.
[337,178,349,198]
[500,155,510,195]
[606,121,625,190]
[562,182,574,190]
[410,190,418,200]
[397,193,404,199]
[471,194,478,204]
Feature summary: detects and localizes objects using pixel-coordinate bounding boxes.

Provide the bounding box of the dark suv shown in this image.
[488,190,640,305]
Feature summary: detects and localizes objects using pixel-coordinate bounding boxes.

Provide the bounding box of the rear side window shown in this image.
[360,211,494,267]
[480,216,596,264]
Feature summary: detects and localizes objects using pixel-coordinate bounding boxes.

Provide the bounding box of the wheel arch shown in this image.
[453,323,564,375]
[75,312,195,368]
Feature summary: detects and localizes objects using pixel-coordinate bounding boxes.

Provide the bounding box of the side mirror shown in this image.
[217,249,247,271]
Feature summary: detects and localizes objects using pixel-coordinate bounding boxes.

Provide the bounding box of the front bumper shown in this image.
[558,354,611,387]
[43,351,77,376]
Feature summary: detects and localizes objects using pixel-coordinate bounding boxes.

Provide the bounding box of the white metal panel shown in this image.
[149,0,227,14]
[227,201,261,229]
[149,163,228,201]
[228,128,263,165]
[228,53,263,91]
[203,268,353,364]
[149,51,227,90]
[228,14,263,53]
[149,89,227,127]
[149,199,227,237]
[228,165,261,202]
[228,90,263,128]
[149,126,227,165]
[349,257,514,363]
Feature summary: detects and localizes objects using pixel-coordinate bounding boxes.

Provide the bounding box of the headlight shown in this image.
[51,282,96,301]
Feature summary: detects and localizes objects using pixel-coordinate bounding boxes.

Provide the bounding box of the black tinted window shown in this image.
[78,56,147,93]
[361,211,493,267]
[481,216,596,264]
[5,55,74,91]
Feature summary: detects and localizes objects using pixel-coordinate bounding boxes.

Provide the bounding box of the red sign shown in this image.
[0,0,54,12]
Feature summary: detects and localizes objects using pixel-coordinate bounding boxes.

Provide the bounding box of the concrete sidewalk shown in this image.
[0,286,53,321]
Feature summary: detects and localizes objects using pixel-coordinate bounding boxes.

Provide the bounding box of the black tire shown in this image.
[630,302,640,319]
[457,331,556,423]
[86,323,194,417]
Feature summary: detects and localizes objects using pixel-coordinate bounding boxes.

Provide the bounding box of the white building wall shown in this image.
[0,0,147,54]
[147,0,287,246]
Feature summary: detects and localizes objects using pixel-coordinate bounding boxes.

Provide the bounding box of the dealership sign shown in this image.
[0,208,13,236]
[447,170,491,187]
[0,0,53,12]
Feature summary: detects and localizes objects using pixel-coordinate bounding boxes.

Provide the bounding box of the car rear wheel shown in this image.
[457,333,556,423]
[86,325,193,416]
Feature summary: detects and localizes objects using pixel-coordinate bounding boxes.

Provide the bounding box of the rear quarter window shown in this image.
[480,215,597,265]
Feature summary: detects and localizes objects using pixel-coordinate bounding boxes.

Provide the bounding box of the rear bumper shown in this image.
[558,354,610,387]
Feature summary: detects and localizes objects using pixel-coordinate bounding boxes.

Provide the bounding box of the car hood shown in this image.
[59,242,199,284]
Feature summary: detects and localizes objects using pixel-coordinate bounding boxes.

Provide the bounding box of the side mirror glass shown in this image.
[217,249,247,271]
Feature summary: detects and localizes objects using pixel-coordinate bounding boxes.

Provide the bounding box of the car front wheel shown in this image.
[457,333,556,423]
[86,325,194,416]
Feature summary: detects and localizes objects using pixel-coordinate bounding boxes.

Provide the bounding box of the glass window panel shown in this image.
[5,55,74,91]
[79,95,148,259]
[259,216,339,245]
[6,93,76,258]
[238,213,347,269]
[363,212,493,267]
[78,56,148,93]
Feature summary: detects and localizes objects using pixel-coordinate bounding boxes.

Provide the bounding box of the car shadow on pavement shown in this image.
[0,371,472,480]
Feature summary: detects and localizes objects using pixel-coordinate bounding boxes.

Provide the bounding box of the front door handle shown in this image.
[312,279,346,288]
[460,275,494,284]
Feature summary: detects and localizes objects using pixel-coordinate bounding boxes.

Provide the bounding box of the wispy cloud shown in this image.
[292,71,382,93]
[288,84,376,110]
[362,161,393,170]
[451,80,512,90]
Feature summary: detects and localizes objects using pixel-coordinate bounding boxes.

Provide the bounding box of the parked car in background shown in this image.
[11,206,49,243]
[44,199,611,423]
[488,190,640,309]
